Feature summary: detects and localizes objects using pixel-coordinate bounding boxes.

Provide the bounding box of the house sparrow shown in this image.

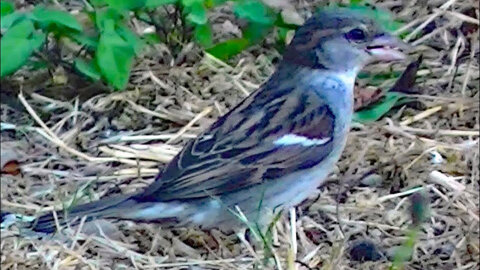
[31,8,409,233]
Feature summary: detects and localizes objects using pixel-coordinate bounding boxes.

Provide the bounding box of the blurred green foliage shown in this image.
[1,0,404,91]
[353,92,416,123]
[390,191,429,270]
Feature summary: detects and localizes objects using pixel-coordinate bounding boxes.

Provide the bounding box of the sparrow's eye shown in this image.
[346,28,366,41]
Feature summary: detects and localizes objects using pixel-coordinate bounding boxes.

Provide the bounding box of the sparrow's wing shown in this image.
[137,81,336,202]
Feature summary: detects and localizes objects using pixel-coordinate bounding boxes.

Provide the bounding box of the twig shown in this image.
[377,186,426,203]
[428,170,466,192]
[436,9,480,24]
[400,126,479,137]
[289,208,297,270]
[400,106,442,126]
[459,39,478,116]
[18,92,119,163]
[404,0,456,42]
[166,106,212,144]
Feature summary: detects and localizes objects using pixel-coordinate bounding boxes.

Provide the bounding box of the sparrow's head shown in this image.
[282,8,410,73]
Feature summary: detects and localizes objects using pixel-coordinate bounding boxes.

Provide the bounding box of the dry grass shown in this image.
[1,0,479,269]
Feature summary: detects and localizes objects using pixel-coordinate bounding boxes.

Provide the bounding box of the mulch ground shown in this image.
[1,0,479,269]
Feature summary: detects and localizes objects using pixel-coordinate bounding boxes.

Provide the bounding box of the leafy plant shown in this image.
[390,191,429,270]
[353,92,410,123]
[354,55,422,123]
[1,1,405,92]
[1,19,45,77]
[229,193,284,269]
[1,0,291,89]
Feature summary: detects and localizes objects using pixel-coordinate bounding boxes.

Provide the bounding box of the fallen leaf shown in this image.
[353,92,407,123]
[353,56,423,122]
[1,160,20,176]
[1,141,23,176]
[389,55,423,94]
[354,86,383,111]
[460,7,478,36]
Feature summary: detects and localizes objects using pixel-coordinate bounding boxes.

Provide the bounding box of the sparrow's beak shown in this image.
[366,34,411,61]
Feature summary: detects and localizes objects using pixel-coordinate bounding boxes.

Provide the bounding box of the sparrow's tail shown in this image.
[30,194,137,234]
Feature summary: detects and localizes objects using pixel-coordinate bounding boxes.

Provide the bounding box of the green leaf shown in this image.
[205,0,228,8]
[94,8,124,31]
[1,17,33,38]
[277,26,289,43]
[353,92,405,123]
[142,33,162,45]
[74,58,101,81]
[116,25,143,54]
[206,38,249,61]
[105,0,146,10]
[233,0,273,25]
[30,29,46,50]
[194,23,212,47]
[145,0,177,7]
[181,0,198,6]
[68,32,99,49]
[274,26,290,53]
[185,1,207,25]
[89,0,107,7]
[358,70,403,86]
[1,19,45,77]
[1,11,27,30]
[95,19,135,89]
[1,1,14,17]
[243,22,272,43]
[31,6,82,31]
[392,245,414,263]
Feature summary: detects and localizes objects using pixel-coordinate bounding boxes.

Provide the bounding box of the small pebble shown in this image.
[429,150,444,164]
[349,240,383,262]
[433,242,455,260]
[360,173,383,187]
